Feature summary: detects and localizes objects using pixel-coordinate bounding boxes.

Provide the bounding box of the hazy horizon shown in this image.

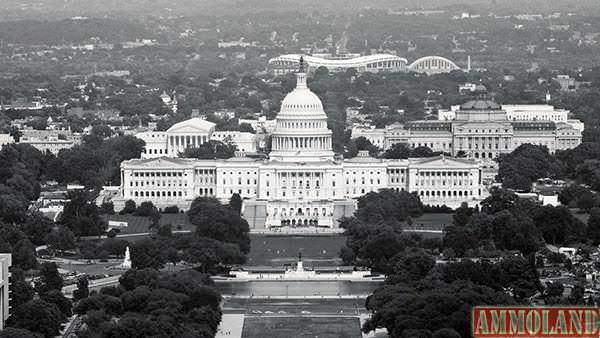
[1,0,599,20]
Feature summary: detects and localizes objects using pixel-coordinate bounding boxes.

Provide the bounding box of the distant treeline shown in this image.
[0,18,153,44]
[1,0,600,19]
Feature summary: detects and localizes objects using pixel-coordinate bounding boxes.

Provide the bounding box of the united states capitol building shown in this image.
[114,64,487,230]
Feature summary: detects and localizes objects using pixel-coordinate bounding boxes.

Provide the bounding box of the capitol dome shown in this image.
[277,69,326,119]
[279,87,325,117]
[269,57,334,162]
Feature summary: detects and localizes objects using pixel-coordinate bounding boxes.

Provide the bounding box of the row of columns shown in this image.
[168,134,208,153]
[455,136,511,151]
[274,136,331,150]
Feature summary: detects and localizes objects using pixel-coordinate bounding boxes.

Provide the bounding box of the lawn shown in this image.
[404,213,453,229]
[247,234,346,267]
[241,316,362,338]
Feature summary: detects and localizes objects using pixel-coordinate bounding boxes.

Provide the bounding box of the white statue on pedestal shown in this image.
[296,251,303,272]
[121,246,132,269]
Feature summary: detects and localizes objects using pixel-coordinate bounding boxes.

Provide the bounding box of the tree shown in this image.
[411,146,434,157]
[355,189,423,224]
[135,201,157,216]
[131,239,164,269]
[382,143,411,159]
[135,201,161,228]
[588,207,600,244]
[45,226,76,253]
[9,268,34,309]
[363,281,513,338]
[59,190,106,237]
[100,201,115,214]
[157,224,173,238]
[11,239,37,270]
[386,248,436,283]
[73,276,90,301]
[162,205,179,214]
[119,268,159,291]
[179,140,237,159]
[452,202,474,227]
[479,187,519,214]
[558,185,589,206]
[432,328,461,338]
[341,218,407,273]
[345,136,380,158]
[238,122,255,133]
[532,206,586,245]
[497,144,563,191]
[9,125,22,143]
[184,237,244,273]
[0,328,43,338]
[443,225,479,257]
[188,197,250,254]
[40,289,72,317]
[20,213,53,246]
[575,159,600,191]
[121,199,137,214]
[6,300,64,338]
[35,262,63,294]
[229,193,242,215]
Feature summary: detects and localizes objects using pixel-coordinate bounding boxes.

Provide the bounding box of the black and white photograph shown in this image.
[0,0,599,337]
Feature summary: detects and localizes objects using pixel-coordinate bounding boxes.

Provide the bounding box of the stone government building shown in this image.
[114,65,487,229]
[353,102,583,167]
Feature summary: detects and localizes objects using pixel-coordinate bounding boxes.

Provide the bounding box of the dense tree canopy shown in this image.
[497,144,563,191]
[6,300,65,338]
[74,268,222,338]
[59,190,107,237]
[363,281,514,338]
[355,189,424,224]
[188,197,250,254]
[47,134,144,188]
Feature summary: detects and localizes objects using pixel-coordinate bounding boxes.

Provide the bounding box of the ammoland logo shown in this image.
[472,306,600,337]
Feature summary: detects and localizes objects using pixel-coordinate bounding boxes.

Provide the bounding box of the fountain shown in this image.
[226,251,380,281]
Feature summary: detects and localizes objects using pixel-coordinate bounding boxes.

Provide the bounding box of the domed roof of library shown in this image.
[460,100,501,110]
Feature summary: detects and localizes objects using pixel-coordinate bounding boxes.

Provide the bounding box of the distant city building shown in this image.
[114,65,487,229]
[0,134,14,149]
[218,39,256,48]
[160,91,178,113]
[268,53,408,75]
[552,75,590,92]
[0,253,11,331]
[459,83,487,94]
[238,116,277,133]
[16,129,79,155]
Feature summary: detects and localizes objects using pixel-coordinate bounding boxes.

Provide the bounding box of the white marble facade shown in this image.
[116,66,486,229]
